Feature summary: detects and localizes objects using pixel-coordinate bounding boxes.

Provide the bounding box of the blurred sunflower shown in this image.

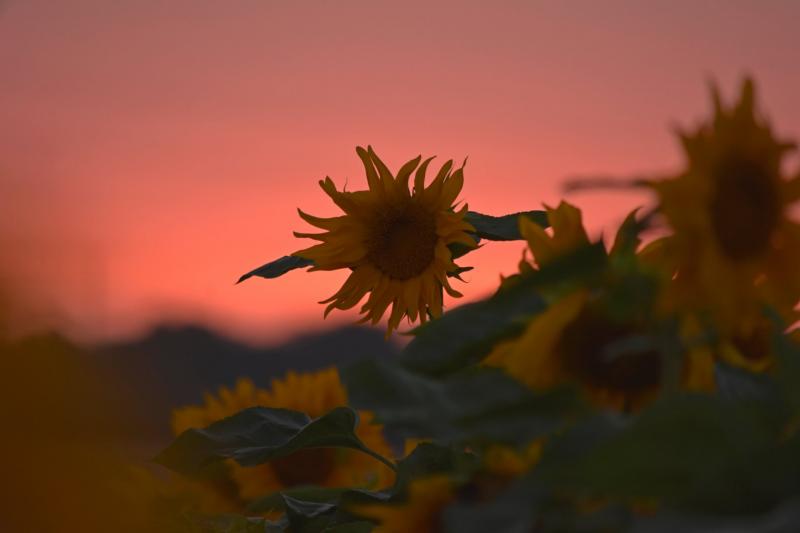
[487,290,712,411]
[711,308,800,373]
[355,476,454,533]
[486,202,714,411]
[172,368,394,505]
[292,146,476,334]
[481,440,543,478]
[651,78,800,330]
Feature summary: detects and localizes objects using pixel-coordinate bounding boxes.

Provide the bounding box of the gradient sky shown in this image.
[2,0,799,343]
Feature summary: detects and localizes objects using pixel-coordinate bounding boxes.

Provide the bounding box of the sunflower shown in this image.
[485,202,714,411]
[710,307,800,373]
[292,146,476,334]
[172,368,394,505]
[486,290,714,412]
[355,476,454,533]
[651,78,800,331]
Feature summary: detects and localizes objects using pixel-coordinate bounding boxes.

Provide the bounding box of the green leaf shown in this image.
[343,359,581,445]
[771,326,800,412]
[156,406,394,477]
[465,210,548,241]
[548,393,798,514]
[282,494,338,533]
[248,486,389,514]
[632,498,800,533]
[393,442,479,493]
[443,474,545,533]
[184,513,287,533]
[237,255,313,284]
[714,361,785,415]
[321,522,374,533]
[280,489,386,532]
[400,241,608,376]
[248,487,351,513]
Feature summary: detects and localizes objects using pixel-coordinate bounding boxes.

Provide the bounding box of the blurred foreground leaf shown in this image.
[249,486,388,514]
[546,393,799,514]
[401,242,607,376]
[249,443,473,532]
[393,442,479,493]
[631,497,800,533]
[772,325,800,412]
[343,359,581,445]
[156,406,394,477]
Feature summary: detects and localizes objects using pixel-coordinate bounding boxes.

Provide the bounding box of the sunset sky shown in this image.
[2,0,799,343]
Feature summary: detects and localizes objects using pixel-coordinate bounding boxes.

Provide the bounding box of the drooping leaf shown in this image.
[237,255,314,284]
[400,241,608,376]
[343,359,582,445]
[465,210,549,241]
[156,406,394,477]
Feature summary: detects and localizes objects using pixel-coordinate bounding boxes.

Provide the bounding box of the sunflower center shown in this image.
[732,322,772,362]
[366,201,438,280]
[709,157,780,261]
[270,448,337,487]
[557,308,662,395]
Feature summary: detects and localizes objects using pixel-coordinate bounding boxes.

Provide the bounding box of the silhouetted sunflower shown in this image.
[652,78,800,331]
[292,146,475,334]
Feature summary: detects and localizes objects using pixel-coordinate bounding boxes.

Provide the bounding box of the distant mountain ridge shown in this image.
[89,324,400,439]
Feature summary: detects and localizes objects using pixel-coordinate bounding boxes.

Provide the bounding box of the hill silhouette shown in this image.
[43,324,399,441]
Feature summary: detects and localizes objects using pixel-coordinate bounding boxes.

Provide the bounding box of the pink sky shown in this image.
[2,0,799,343]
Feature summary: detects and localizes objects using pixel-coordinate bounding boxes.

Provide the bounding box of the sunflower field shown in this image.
[151,79,800,532]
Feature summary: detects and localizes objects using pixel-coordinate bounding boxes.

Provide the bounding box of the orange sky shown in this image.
[2,0,799,343]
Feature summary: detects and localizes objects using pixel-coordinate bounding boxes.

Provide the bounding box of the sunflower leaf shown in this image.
[282,495,338,533]
[400,241,608,376]
[631,498,800,533]
[544,393,800,514]
[770,322,800,412]
[342,359,581,445]
[465,210,549,241]
[184,513,287,533]
[393,442,480,493]
[281,492,385,532]
[155,406,394,477]
[443,473,547,533]
[237,255,314,284]
[248,486,389,514]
